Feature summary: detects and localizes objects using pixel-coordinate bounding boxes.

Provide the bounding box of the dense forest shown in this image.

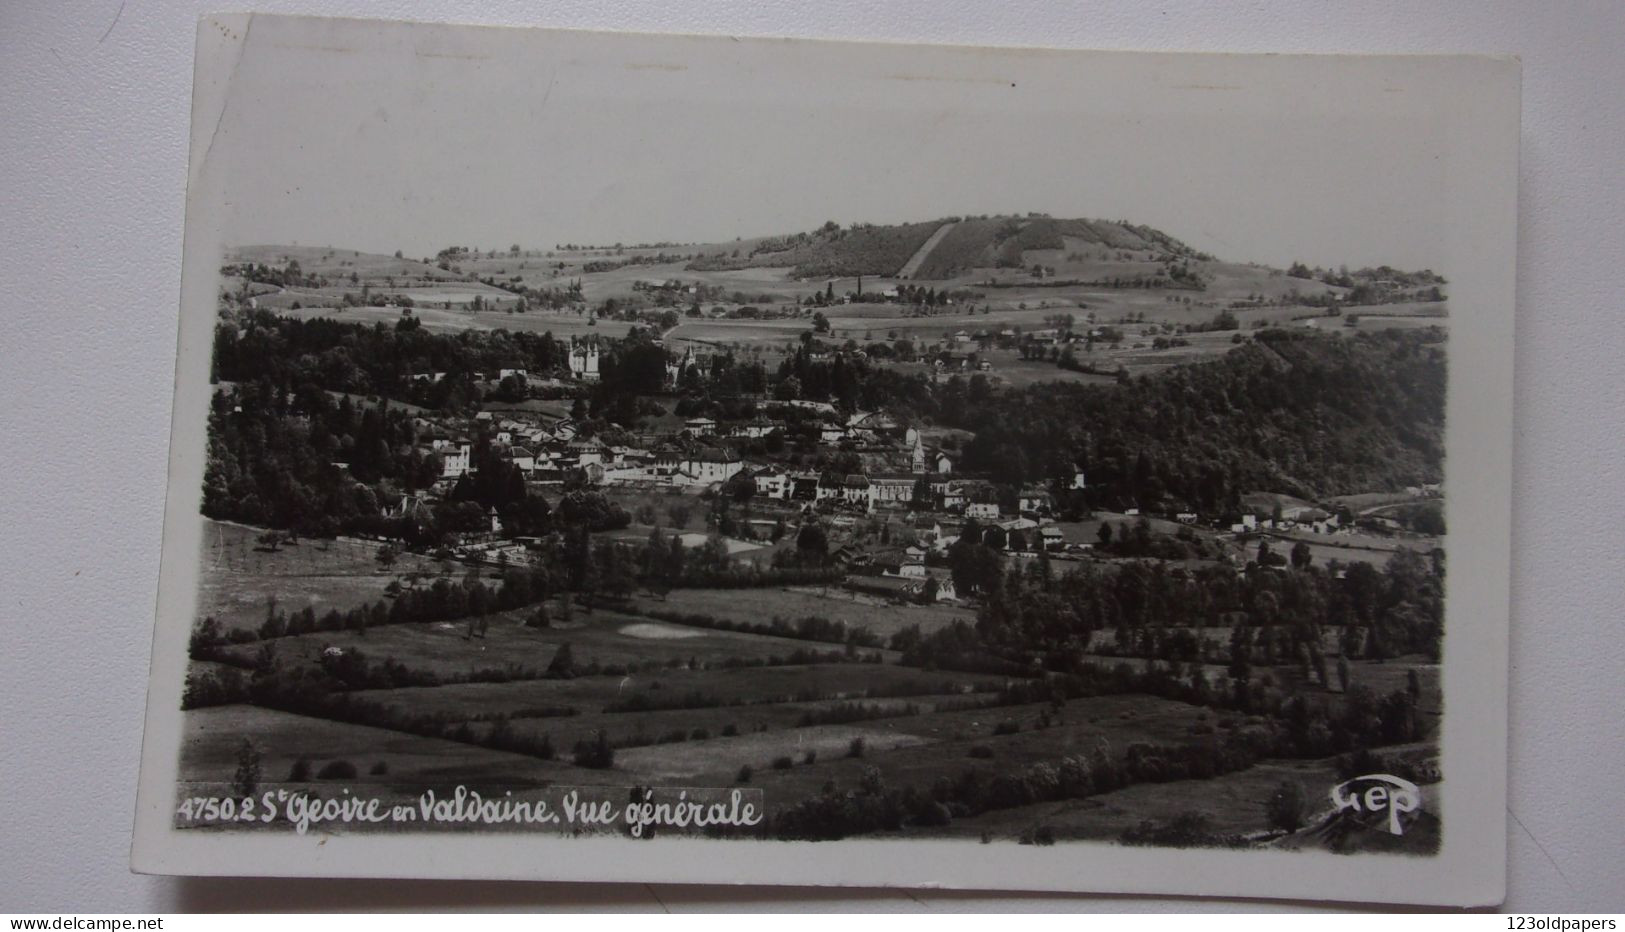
[212,310,572,411]
[944,328,1446,509]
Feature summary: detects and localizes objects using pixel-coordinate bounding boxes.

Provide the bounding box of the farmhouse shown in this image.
[1039,525,1065,551]
[507,446,536,472]
[726,417,780,439]
[1018,487,1052,515]
[751,467,789,499]
[678,448,742,484]
[683,417,718,438]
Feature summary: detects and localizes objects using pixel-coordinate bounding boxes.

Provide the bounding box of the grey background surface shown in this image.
[2,0,1620,913]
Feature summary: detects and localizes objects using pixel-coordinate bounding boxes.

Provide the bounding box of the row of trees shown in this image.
[911,542,1443,666]
[213,311,575,411]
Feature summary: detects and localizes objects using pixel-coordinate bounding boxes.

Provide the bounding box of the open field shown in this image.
[731,694,1218,801]
[353,664,1008,720]
[274,301,636,339]
[630,586,977,639]
[1261,530,1442,568]
[213,605,894,679]
[943,754,1346,843]
[196,519,439,635]
[179,704,599,788]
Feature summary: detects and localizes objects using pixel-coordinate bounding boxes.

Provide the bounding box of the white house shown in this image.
[679,448,743,484]
[870,475,917,506]
[568,440,607,467]
[753,468,789,499]
[1018,488,1052,514]
[508,446,536,472]
[965,502,1000,519]
[683,417,718,438]
[439,442,472,478]
[568,339,600,381]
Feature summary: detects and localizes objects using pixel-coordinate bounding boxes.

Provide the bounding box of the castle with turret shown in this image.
[568,337,600,381]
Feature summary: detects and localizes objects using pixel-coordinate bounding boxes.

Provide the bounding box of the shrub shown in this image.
[316,759,358,780]
[369,761,389,776]
[968,745,995,759]
[847,737,866,759]
[287,758,311,782]
[802,749,817,765]
[573,731,615,770]
[1265,780,1307,833]
[772,756,794,770]
[992,719,1021,736]
[1020,825,1057,846]
[546,642,577,679]
[1119,811,1224,848]
[231,739,261,797]
[737,765,754,783]
[721,723,740,737]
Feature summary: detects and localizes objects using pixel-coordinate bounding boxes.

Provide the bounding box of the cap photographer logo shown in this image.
[1330,774,1422,835]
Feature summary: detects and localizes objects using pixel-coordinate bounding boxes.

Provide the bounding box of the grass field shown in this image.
[733,695,1218,804]
[943,754,1346,843]
[353,663,1009,720]
[179,704,598,788]
[196,519,439,635]
[213,604,893,679]
[274,302,636,339]
[631,586,977,639]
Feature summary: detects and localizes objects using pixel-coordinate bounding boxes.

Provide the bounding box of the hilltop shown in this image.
[685,214,1208,281]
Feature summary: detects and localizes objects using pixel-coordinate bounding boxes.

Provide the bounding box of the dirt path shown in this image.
[896,221,958,279]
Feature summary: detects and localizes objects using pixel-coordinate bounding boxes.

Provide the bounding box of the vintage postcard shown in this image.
[133,14,1518,905]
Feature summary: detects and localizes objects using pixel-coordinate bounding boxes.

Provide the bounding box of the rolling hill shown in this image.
[684,214,1207,281]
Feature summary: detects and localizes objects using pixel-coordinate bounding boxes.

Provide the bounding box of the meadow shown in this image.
[179,703,595,788]
[212,604,875,677]
[196,519,439,635]
[629,586,977,639]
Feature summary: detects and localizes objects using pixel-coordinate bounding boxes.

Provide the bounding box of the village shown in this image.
[182,219,1450,850]
[376,331,1439,609]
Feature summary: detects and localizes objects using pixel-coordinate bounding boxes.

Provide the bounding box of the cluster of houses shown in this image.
[1226,506,1345,537]
[403,395,1085,580]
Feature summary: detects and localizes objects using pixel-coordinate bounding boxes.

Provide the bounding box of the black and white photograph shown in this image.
[127,13,1518,906]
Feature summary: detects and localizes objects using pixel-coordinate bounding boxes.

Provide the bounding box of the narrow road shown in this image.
[895,221,958,279]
